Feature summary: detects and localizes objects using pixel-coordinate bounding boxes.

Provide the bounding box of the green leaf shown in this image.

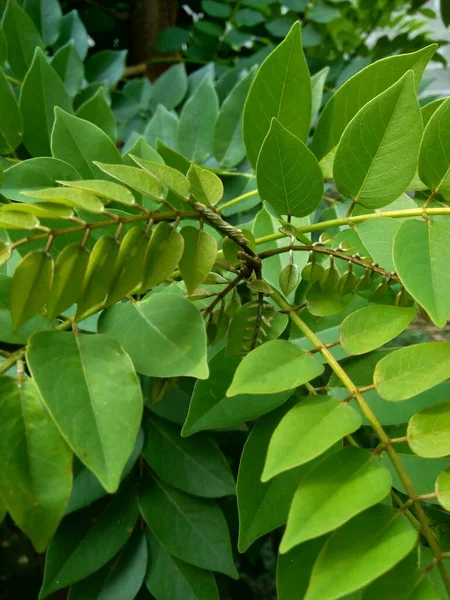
[20,48,73,157]
[389,454,450,500]
[51,41,84,98]
[408,400,450,458]
[0,26,7,67]
[27,330,143,493]
[144,104,179,150]
[436,468,450,511]
[85,50,127,89]
[142,222,184,290]
[24,0,62,46]
[94,162,162,205]
[123,77,152,111]
[277,537,329,600]
[76,87,117,141]
[213,67,256,168]
[311,66,329,124]
[0,70,23,154]
[139,475,238,579]
[374,342,450,401]
[75,235,119,320]
[47,243,89,321]
[419,96,450,200]
[340,306,416,355]
[123,136,164,166]
[187,164,223,206]
[149,64,188,112]
[421,97,446,128]
[334,72,422,209]
[235,7,265,26]
[145,531,219,600]
[130,155,190,201]
[2,0,43,79]
[51,108,122,180]
[227,340,323,397]
[279,263,300,296]
[262,395,362,481]
[23,187,105,213]
[0,376,72,552]
[182,348,291,436]
[243,22,311,168]
[0,202,72,220]
[40,482,139,598]
[178,76,219,163]
[304,506,417,600]
[257,119,323,218]
[54,9,89,61]
[98,294,209,379]
[311,45,436,161]
[2,157,81,203]
[309,3,340,22]
[0,210,38,229]
[106,227,148,305]
[179,227,217,294]
[67,529,148,600]
[156,139,191,174]
[11,250,53,329]
[143,413,235,497]
[394,220,450,327]
[57,179,135,205]
[281,447,391,552]
[355,217,401,273]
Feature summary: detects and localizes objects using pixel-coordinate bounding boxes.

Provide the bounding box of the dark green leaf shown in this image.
[179,227,217,294]
[85,50,127,89]
[144,104,179,150]
[54,9,89,61]
[0,70,22,154]
[142,222,184,289]
[2,0,43,79]
[76,87,117,141]
[106,227,148,305]
[51,41,84,98]
[419,96,450,200]
[47,243,89,320]
[277,537,329,600]
[24,0,62,46]
[149,64,188,112]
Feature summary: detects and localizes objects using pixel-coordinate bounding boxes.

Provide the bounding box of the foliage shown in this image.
[1,4,450,600]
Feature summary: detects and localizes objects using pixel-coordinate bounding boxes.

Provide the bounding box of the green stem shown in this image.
[4,74,22,86]
[0,348,25,375]
[218,189,259,212]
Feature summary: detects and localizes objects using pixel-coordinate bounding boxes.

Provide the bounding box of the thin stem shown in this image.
[4,74,22,86]
[0,348,25,375]
[202,273,244,319]
[218,189,259,212]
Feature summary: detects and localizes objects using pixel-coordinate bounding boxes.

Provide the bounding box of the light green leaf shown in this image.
[67,529,147,600]
[2,0,43,79]
[408,400,450,458]
[57,179,135,205]
[311,66,329,125]
[131,155,190,201]
[27,330,143,493]
[156,139,191,174]
[47,244,89,321]
[304,506,417,600]
[51,108,122,180]
[106,227,148,305]
[277,537,329,600]
[243,22,311,168]
[40,482,139,598]
[149,64,188,111]
[123,136,164,166]
[340,306,416,355]
[94,162,163,205]
[213,67,256,168]
[85,50,127,89]
[24,0,62,46]
[279,263,300,296]
[0,210,38,229]
[179,227,217,295]
[257,119,323,218]
[182,348,291,436]
[421,97,446,128]
[0,202,72,220]
[143,413,235,497]
[389,454,450,501]
[139,476,238,579]
[144,104,179,150]
[0,70,23,154]
[281,447,391,552]
[11,250,53,329]
[394,220,450,327]
[76,87,117,141]
[98,294,209,379]
[187,164,223,206]
[22,187,105,213]
[436,468,450,511]
[311,45,436,161]
[142,222,184,290]
[419,96,450,200]
[51,41,84,98]
[145,531,219,600]
[355,217,401,273]
[54,9,89,60]
[227,339,324,397]
[374,342,450,401]
[0,377,72,552]
[262,395,362,481]
[178,76,219,162]
[334,72,422,209]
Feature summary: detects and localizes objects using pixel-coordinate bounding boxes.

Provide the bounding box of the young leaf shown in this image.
[51,108,122,180]
[47,244,89,321]
[262,395,362,481]
[182,348,291,437]
[2,0,43,79]
[144,104,179,150]
[51,41,84,98]
[85,50,127,89]
[277,537,329,600]
[340,305,416,355]
[40,482,139,598]
[311,44,436,161]
[179,227,217,295]
[130,155,190,201]
[54,9,89,61]
[145,531,219,600]
[149,63,188,112]
[178,76,219,162]
[24,0,62,46]
[143,413,235,498]
[76,87,117,141]
[281,447,391,552]
[419,96,450,200]
[187,164,223,206]
[374,342,450,401]
[57,179,135,206]
[310,66,329,125]
[304,506,417,600]
[142,222,184,290]
[408,400,450,458]
[257,119,323,218]
[98,294,209,379]
[94,162,163,205]
[436,468,450,511]
[10,250,53,330]
[0,70,23,154]
[23,187,105,213]
[139,475,238,579]
[279,263,300,296]
[334,72,422,209]
[27,331,143,493]
[227,340,324,397]
[0,211,39,229]
[106,227,148,305]
[0,377,72,552]
[243,22,311,167]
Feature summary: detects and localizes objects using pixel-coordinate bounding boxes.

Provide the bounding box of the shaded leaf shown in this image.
[179,227,217,295]
[51,41,84,98]
[85,50,127,89]
[76,87,117,141]
[142,222,184,290]
[47,244,89,321]
[419,96,450,200]
[0,70,23,154]
[408,400,450,458]
[2,0,43,79]
[187,164,223,206]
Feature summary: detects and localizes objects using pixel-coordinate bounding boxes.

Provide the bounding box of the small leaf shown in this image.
[179,227,217,295]
[311,66,329,125]
[356,217,401,273]
[277,537,328,600]
[130,155,190,201]
[2,0,43,79]
[408,400,450,458]
[0,211,39,229]
[419,96,450,200]
[51,41,84,98]
[156,139,191,174]
[0,70,23,154]
[57,179,135,205]
[187,164,223,206]
[340,305,416,355]
[94,162,163,205]
[222,230,255,266]
[436,468,450,511]
[279,263,300,296]
[142,222,184,289]
[144,104,179,150]
[262,395,362,481]
[54,9,89,60]
[85,49,127,89]
[22,187,104,213]
[47,244,89,321]
[0,202,73,220]
[227,339,324,397]
[149,63,188,112]
[10,250,53,329]
[76,87,117,141]
[106,227,148,305]
[24,0,62,46]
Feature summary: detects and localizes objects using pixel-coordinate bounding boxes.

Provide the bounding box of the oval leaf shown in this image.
[419,96,450,200]
[47,244,89,320]
[58,179,135,206]
[142,222,184,290]
[408,400,450,458]
[179,227,217,295]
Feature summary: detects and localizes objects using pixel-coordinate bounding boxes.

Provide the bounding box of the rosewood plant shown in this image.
[1,18,450,600]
